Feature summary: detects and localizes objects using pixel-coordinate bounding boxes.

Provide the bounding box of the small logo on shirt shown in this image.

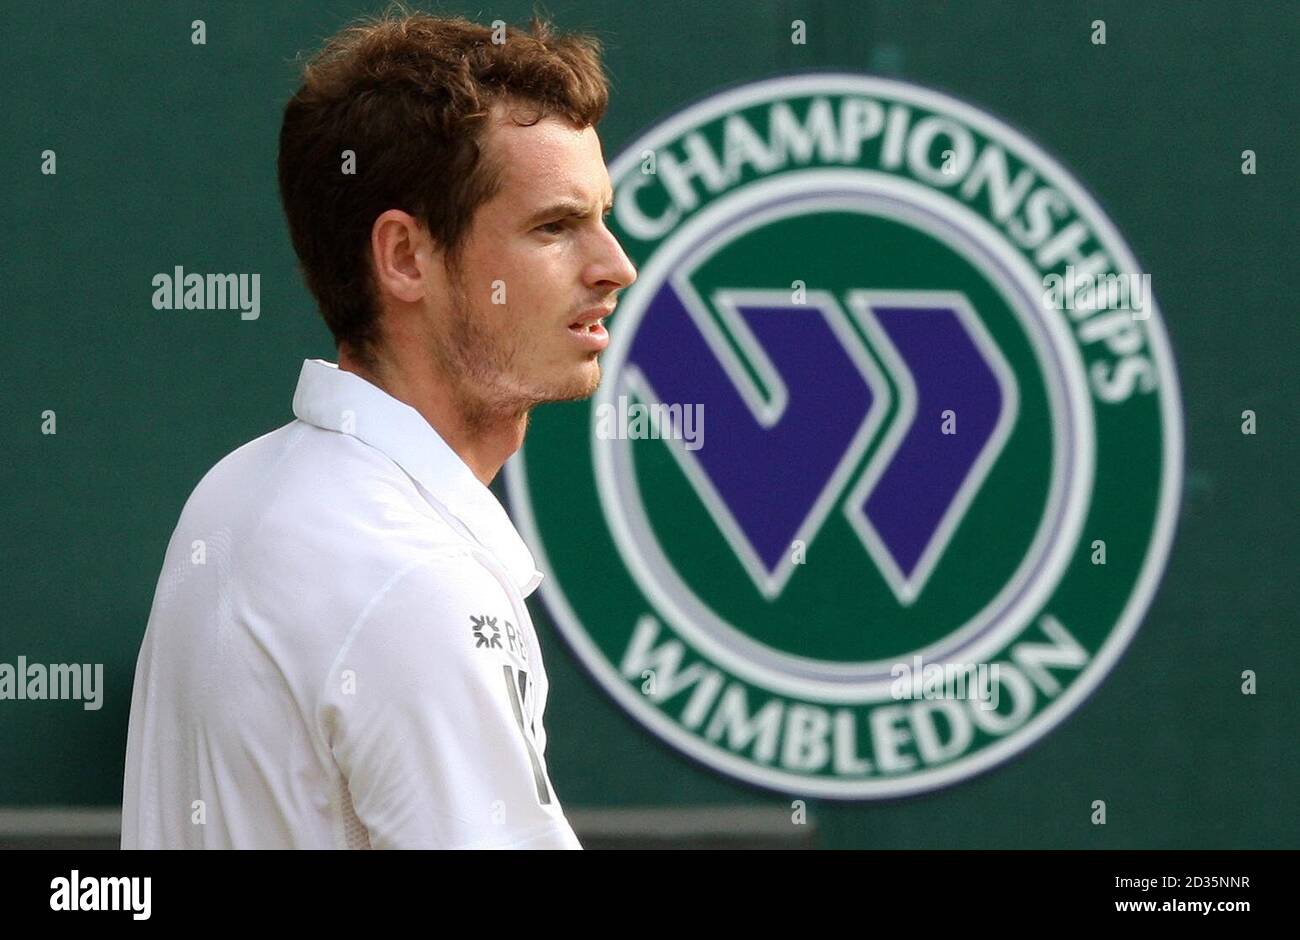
[471,615,502,649]
[471,615,528,663]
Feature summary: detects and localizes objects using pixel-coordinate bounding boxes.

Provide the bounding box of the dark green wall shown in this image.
[1,0,1294,848]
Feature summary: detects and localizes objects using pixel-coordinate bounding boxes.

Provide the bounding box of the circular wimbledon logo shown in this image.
[506,74,1183,798]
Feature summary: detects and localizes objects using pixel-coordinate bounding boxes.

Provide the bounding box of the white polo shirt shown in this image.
[121,359,581,849]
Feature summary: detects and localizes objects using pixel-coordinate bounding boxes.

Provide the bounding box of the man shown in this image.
[120,10,636,849]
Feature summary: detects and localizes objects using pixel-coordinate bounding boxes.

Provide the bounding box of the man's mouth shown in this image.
[567,314,609,349]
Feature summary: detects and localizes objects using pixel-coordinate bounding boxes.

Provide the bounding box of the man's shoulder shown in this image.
[171,419,473,586]
[186,419,368,500]
[182,419,431,524]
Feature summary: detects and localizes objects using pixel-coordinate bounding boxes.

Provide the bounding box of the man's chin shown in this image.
[545,360,603,403]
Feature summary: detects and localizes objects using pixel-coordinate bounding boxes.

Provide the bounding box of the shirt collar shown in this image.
[291,358,543,597]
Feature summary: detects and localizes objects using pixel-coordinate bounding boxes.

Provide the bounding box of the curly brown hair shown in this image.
[276,3,610,370]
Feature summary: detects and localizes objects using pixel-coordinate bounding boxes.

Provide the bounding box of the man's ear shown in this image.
[370,209,428,305]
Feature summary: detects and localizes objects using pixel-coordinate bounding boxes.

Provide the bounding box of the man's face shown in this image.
[428,100,637,418]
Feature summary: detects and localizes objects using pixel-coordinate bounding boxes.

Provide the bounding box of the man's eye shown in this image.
[537,221,565,234]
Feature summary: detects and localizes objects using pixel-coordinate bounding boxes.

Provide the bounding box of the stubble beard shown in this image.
[437,268,602,433]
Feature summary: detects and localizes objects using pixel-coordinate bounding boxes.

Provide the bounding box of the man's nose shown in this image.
[589,230,637,292]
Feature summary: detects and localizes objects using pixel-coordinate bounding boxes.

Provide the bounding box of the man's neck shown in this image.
[337,348,526,487]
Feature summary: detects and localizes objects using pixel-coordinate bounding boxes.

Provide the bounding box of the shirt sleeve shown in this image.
[319,548,580,849]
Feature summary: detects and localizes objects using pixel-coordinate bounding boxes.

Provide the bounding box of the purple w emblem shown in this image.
[623,284,1017,604]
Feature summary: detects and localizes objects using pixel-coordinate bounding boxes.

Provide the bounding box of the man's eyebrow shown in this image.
[524,195,615,227]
